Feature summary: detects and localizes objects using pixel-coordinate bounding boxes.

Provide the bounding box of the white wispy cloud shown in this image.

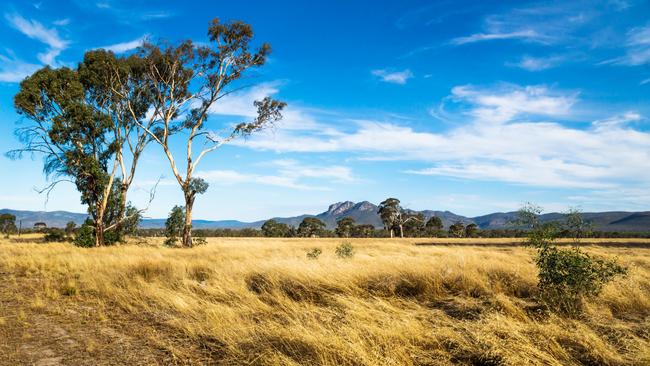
[5,13,68,51]
[371,69,414,85]
[195,160,356,191]
[96,35,148,53]
[449,84,576,123]
[450,3,596,46]
[53,18,70,26]
[601,24,650,66]
[451,30,547,45]
[0,54,41,82]
[1,13,69,81]
[230,84,650,195]
[507,54,568,71]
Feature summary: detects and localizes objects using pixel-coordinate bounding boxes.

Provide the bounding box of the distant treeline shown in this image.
[135,226,650,239]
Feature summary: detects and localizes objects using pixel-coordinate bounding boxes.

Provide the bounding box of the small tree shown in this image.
[378,198,402,238]
[448,222,465,238]
[565,207,593,245]
[518,203,627,315]
[464,223,479,238]
[402,212,425,237]
[0,214,17,238]
[164,206,185,247]
[298,217,326,237]
[352,224,375,238]
[335,217,356,238]
[64,221,77,240]
[261,219,290,237]
[425,216,443,237]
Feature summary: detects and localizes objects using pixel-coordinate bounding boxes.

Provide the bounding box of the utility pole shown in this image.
[18,220,22,237]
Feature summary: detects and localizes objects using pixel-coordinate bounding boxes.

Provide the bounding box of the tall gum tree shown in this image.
[135,18,285,247]
[9,51,157,246]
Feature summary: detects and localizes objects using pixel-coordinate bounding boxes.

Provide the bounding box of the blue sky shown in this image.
[1,0,649,220]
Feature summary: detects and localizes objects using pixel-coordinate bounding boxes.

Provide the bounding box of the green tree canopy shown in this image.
[261,219,290,237]
[448,222,465,238]
[298,217,326,237]
[0,214,17,238]
[335,217,356,238]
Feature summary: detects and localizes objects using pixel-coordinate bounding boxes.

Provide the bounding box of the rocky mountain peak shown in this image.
[353,201,377,212]
[326,201,355,216]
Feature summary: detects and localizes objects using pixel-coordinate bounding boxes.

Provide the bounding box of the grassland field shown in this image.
[0,236,649,365]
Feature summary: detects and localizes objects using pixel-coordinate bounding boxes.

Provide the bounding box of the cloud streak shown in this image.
[96,35,148,53]
[5,13,69,67]
[195,159,356,191]
[371,69,414,84]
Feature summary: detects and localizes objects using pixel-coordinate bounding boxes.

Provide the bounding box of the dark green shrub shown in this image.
[164,206,184,247]
[335,242,354,258]
[536,246,627,314]
[518,204,627,315]
[74,219,96,247]
[193,236,207,246]
[44,228,67,242]
[306,248,322,259]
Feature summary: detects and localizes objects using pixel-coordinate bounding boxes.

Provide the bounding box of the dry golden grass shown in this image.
[1,237,649,365]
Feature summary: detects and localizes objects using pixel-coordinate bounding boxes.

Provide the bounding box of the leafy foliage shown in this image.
[261,219,291,237]
[335,217,356,238]
[464,223,479,238]
[44,228,67,242]
[0,214,17,238]
[74,219,97,248]
[306,248,322,259]
[425,216,443,235]
[298,217,326,237]
[378,198,401,237]
[448,222,465,238]
[518,203,628,315]
[164,206,185,247]
[335,242,355,258]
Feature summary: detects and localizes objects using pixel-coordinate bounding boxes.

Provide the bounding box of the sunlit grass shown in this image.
[1,237,649,365]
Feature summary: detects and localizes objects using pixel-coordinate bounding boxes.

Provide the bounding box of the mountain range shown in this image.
[2,202,649,232]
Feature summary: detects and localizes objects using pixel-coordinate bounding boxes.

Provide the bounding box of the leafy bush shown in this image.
[335,242,354,258]
[193,236,207,246]
[518,203,628,315]
[74,220,96,247]
[306,248,322,259]
[536,246,627,314]
[164,206,185,247]
[44,228,67,242]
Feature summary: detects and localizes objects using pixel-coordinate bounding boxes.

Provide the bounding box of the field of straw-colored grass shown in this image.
[0,237,649,365]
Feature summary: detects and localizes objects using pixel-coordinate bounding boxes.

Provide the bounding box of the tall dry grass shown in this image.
[1,237,649,365]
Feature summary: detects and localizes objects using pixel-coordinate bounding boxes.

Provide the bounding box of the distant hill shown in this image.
[2,203,649,232]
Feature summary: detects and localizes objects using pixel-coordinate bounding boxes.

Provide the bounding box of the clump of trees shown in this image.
[298,217,326,237]
[518,204,627,315]
[261,219,291,237]
[8,18,284,248]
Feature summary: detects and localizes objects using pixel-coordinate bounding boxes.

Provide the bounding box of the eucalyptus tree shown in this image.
[135,18,285,247]
[335,217,356,238]
[448,222,466,238]
[9,51,155,246]
[425,216,443,237]
[0,214,16,238]
[298,217,326,237]
[378,198,401,238]
[261,219,290,237]
[377,198,422,238]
